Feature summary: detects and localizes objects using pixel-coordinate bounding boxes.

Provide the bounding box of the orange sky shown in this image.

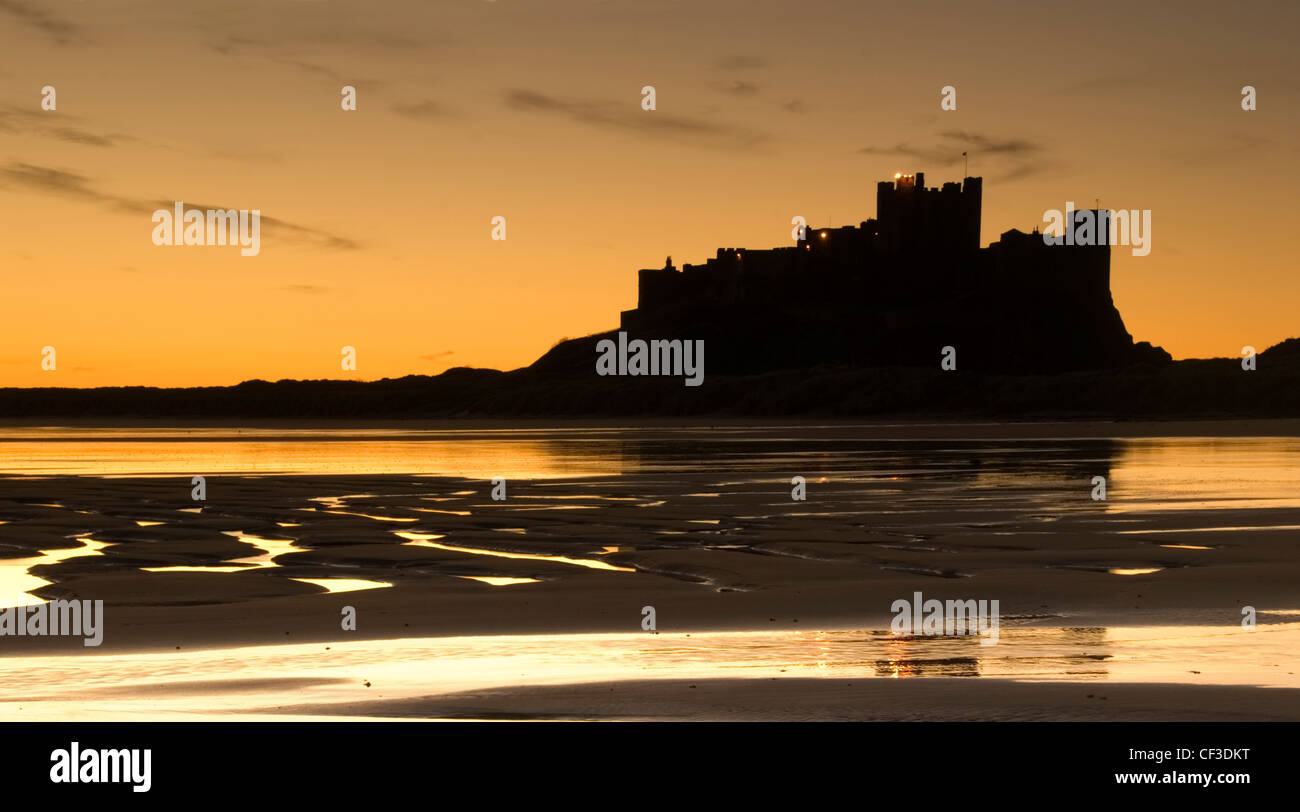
[1,0,1297,387]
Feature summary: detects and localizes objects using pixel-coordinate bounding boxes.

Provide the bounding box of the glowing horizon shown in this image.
[2,0,1296,387]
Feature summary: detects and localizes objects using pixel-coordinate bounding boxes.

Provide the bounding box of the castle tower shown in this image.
[876,172,981,254]
[961,176,981,251]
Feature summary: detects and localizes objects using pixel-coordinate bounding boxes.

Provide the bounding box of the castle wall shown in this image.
[620,176,1136,373]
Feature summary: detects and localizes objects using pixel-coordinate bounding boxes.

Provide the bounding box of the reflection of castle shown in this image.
[617,173,1165,374]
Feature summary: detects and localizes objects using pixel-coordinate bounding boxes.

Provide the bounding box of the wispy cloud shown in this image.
[272,57,346,82]
[201,22,440,55]
[0,0,81,44]
[0,105,132,148]
[504,89,769,150]
[48,127,133,147]
[938,130,1040,157]
[721,80,759,96]
[0,162,360,250]
[169,200,361,252]
[859,130,1044,181]
[715,55,767,70]
[205,34,261,56]
[201,35,389,90]
[861,131,1039,165]
[391,99,450,121]
[0,162,135,211]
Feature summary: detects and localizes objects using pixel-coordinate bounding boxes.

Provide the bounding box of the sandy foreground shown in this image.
[3,472,1296,652]
[0,419,1298,720]
[272,678,1300,722]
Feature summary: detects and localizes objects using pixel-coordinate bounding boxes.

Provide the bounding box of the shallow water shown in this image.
[1,620,1297,720]
[1,425,1298,718]
[3,427,1300,515]
[0,534,107,608]
[4,428,1300,601]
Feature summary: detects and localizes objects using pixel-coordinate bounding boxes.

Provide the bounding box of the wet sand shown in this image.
[1,420,1298,719]
[277,678,1300,722]
[2,470,1296,653]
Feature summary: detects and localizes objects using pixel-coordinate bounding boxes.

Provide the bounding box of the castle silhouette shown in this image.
[534,172,1168,375]
[11,161,1300,419]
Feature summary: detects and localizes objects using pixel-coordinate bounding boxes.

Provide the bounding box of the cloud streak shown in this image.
[715,55,768,70]
[859,130,1046,181]
[504,89,769,150]
[0,162,360,250]
[0,105,132,148]
[0,0,81,44]
[391,99,450,121]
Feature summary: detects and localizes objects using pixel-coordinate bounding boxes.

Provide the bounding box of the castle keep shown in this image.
[613,173,1154,374]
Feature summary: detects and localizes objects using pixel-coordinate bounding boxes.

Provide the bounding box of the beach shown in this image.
[1,420,1298,720]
